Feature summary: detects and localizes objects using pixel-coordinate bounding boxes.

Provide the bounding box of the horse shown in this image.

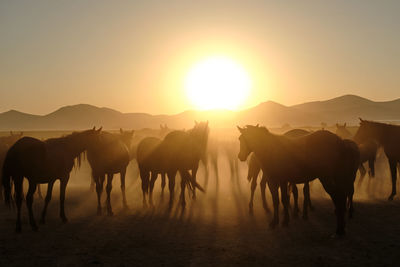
[0,131,23,201]
[354,119,400,200]
[87,129,134,216]
[137,121,208,209]
[336,123,378,186]
[247,129,314,219]
[2,127,102,232]
[238,125,359,236]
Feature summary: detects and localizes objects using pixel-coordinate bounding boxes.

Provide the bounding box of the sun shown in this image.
[184,56,252,110]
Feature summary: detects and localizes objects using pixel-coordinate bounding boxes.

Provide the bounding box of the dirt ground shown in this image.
[1,147,400,266]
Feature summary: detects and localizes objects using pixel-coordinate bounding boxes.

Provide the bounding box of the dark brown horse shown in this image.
[137,121,208,209]
[354,119,400,200]
[2,128,102,232]
[336,123,378,186]
[247,129,313,219]
[87,129,134,216]
[0,132,23,201]
[238,125,359,235]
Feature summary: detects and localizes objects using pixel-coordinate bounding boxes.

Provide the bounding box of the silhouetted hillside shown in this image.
[0,95,399,130]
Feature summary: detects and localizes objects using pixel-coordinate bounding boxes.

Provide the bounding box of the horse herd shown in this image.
[1,119,400,237]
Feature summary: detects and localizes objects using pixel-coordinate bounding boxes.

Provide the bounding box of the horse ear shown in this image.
[194,120,198,125]
[344,123,346,127]
[92,126,96,130]
[10,131,13,136]
[336,123,339,127]
[237,126,244,133]
[120,128,123,134]
[97,127,103,132]
[359,118,364,122]
[256,124,259,127]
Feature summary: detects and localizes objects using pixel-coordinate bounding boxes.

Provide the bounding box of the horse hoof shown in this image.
[107,210,114,216]
[309,206,315,211]
[15,227,22,233]
[269,221,277,229]
[40,219,45,224]
[61,217,68,223]
[388,195,395,201]
[292,212,299,219]
[282,221,289,227]
[249,208,254,216]
[302,214,308,221]
[31,225,38,232]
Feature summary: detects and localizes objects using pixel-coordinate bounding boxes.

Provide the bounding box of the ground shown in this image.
[1,131,400,266]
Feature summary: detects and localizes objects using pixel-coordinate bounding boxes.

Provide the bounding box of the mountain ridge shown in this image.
[1,95,400,130]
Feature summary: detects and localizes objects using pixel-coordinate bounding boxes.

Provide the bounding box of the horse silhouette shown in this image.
[0,131,23,202]
[87,129,134,216]
[247,129,314,219]
[354,119,400,200]
[336,123,378,186]
[136,121,208,209]
[2,128,102,232]
[238,125,359,235]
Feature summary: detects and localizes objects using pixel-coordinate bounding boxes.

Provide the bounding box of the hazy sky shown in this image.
[1,0,399,115]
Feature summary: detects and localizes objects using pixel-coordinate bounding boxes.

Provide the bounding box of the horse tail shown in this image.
[341,139,360,187]
[2,150,13,207]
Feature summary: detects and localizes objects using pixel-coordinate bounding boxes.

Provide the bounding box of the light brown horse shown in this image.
[238,125,359,235]
[247,129,313,219]
[137,121,208,209]
[2,128,101,232]
[87,129,134,216]
[354,119,400,200]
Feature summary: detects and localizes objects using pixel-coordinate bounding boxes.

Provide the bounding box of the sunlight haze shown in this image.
[1,0,400,115]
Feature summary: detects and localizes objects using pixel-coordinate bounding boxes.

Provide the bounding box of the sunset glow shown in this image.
[184,56,252,110]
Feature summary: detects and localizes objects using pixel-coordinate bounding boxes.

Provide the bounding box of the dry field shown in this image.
[1,130,400,266]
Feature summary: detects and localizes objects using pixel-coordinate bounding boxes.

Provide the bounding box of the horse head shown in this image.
[119,128,135,148]
[237,124,268,162]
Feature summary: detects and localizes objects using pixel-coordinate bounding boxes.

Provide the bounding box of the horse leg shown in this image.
[149,172,158,207]
[37,184,43,199]
[191,165,198,200]
[305,182,314,211]
[267,180,279,228]
[26,180,38,231]
[95,174,105,215]
[368,158,375,177]
[348,183,355,219]
[291,183,299,218]
[334,191,347,236]
[302,182,311,220]
[388,159,397,200]
[249,174,257,215]
[120,169,128,209]
[260,173,270,213]
[40,181,55,224]
[281,182,290,227]
[357,164,366,188]
[160,173,166,200]
[90,175,95,192]
[168,171,176,210]
[180,174,186,209]
[139,170,149,208]
[106,173,114,216]
[59,175,70,223]
[14,177,23,233]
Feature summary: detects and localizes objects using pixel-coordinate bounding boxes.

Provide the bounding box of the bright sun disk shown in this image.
[184,56,251,110]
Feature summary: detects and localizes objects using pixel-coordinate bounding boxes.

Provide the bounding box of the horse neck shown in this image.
[246,131,274,158]
[59,135,90,159]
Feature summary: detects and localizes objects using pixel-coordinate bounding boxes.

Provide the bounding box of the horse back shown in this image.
[3,137,46,177]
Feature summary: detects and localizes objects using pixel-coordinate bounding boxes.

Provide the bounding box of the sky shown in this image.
[1,0,400,115]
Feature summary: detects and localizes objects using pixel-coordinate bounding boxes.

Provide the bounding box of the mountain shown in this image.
[0,95,400,130]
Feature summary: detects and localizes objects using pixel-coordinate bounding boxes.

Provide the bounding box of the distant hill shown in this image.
[0,94,399,130]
